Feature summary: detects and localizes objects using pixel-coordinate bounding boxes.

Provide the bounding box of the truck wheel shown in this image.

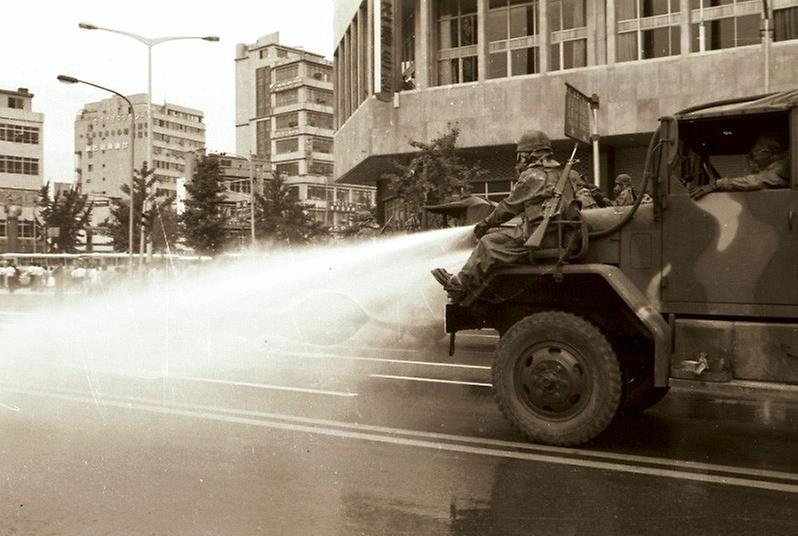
[621,376,670,415]
[493,312,622,446]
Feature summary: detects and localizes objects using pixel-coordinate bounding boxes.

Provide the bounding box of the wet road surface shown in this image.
[2,304,798,535]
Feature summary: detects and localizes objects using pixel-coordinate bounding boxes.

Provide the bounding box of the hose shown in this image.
[588,129,665,239]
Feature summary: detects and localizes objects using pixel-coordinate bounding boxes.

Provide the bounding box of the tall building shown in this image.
[74,94,205,199]
[333,0,798,223]
[235,32,375,230]
[0,87,44,253]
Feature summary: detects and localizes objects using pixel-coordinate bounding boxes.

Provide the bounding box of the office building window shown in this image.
[256,66,271,118]
[0,123,39,144]
[690,0,760,52]
[353,190,373,206]
[618,0,681,62]
[306,64,332,82]
[306,88,333,107]
[275,89,299,107]
[0,155,39,175]
[275,64,299,82]
[7,97,24,109]
[309,162,333,176]
[311,137,333,154]
[256,120,271,159]
[437,0,479,85]
[487,0,541,78]
[307,112,334,130]
[775,7,798,41]
[307,186,327,200]
[276,162,299,177]
[275,113,299,130]
[549,0,587,71]
[276,138,299,154]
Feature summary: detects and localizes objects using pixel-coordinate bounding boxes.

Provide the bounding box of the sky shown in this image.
[2,0,335,183]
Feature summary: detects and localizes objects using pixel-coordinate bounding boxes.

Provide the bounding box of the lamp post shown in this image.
[57,75,136,267]
[78,22,219,259]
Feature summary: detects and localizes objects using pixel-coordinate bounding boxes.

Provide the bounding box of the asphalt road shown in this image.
[2,300,798,535]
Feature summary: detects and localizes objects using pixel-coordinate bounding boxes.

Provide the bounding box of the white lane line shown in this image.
[37,363,358,398]
[369,374,492,388]
[171,375,358,398]
[5,381,798,484]
[6,384,798,494]
[274,350,491,370]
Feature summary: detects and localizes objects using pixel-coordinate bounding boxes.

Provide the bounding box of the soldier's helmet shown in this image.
[751,135,786,156]
[354,210,373,223]
[615,173,632,186]
[516,130,552,154]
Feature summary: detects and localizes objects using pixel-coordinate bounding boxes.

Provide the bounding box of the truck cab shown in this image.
[444,89,798,446]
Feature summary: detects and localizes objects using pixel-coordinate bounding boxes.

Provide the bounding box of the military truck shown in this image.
[444,89,798,446]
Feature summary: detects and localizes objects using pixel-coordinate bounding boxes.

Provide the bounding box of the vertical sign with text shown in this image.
[564,83,592,144]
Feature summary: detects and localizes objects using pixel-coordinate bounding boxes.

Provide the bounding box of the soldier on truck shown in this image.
[431,130,580,302]
[435,87,798,447]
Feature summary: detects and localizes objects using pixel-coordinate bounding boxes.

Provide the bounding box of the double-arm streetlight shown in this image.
[78,22,219,257]
[57,74,136,267]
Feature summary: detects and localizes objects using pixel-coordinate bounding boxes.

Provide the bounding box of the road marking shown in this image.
[274,349,491,370]
[31,363,359,398]
[171,375,359,398]
[369,374,492,388]
[4,383,798,494]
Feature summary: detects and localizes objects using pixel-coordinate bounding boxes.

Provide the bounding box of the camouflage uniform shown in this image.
[449,157,578,293]
[691,136,789,199]
[714,157,789,191]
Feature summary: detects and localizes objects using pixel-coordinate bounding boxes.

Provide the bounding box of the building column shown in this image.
[415,0,430,88]
[680,0,692,55]
[588,0,607,66]
[477,0,488,81]
[367,0,376,94]
[606,0,616,65]
[357,6,366,105]
[539,0,549,73]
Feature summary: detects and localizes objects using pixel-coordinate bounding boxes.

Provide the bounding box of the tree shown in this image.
[180,153,229,255]
[35,183,93,253]
[254,171,327,245]
[105,163,150,253]
[382,125,488,230]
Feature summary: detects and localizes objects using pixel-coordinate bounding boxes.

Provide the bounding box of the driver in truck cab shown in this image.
[690,135,790,200]
[431,129,580,302]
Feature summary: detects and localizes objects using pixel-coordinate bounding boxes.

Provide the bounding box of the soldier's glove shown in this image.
[474,220,491,239]
[689,183,716,201]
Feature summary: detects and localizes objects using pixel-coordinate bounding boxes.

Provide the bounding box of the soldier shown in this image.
[574,175,610,210]
[690,135,789,200]
[351,210,381,239]
[431,130,579,302]
[613,174,637,206]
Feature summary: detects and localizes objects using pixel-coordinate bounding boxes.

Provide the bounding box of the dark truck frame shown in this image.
[444,89,798,446]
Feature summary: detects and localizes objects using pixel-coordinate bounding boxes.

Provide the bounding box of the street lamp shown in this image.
[78,22,219,259]
[57,74,136,267]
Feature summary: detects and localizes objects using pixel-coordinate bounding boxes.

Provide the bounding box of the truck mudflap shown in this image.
[445,264,672,386]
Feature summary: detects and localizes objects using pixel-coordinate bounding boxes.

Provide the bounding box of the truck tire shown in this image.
[493,312,622,446]
[620,376,670,415]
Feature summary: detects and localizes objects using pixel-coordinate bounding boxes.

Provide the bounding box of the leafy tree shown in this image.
[382,125,488,230]
[105,163,179,254]
[254,171,327,245]
[180,154,229,255]
[105,163,151,253]
[35,183,93,253]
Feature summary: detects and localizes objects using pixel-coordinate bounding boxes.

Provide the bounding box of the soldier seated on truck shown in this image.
[431,130,580,302]
[690,135,790,200]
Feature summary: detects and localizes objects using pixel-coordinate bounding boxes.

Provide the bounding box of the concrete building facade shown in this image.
[74,94,205,199]
[235,32,375,230]
[333,0,798,223]
[0,87,44,253]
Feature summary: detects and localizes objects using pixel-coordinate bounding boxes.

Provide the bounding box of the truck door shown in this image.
[661,189,798,309]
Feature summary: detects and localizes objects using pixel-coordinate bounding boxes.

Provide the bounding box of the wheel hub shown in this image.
[517,344,589,418]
